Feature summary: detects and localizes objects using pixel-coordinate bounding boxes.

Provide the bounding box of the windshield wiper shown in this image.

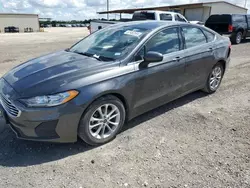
[73,51,103,61]
[73,51,115,62]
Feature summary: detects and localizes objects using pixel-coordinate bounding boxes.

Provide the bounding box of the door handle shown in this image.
[173,57,182,61]
[208,47,214,51]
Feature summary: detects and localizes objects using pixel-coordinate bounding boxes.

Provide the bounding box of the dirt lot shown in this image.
[0,28,249,188]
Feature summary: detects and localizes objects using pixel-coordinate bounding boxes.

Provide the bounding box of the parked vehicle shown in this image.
[132,10,188,22]
[0,21,231,145]
[90,10,188,33]
[4,26,19,33]
[205,14,250,44]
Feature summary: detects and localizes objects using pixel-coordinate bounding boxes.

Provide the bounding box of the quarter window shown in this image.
[247,15,250,27]
[146,28,180,55]
[182,27,207,48]
[160,14,173,21]
[202,29,215,42]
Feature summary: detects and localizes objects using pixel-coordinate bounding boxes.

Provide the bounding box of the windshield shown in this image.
[70,26,150,61]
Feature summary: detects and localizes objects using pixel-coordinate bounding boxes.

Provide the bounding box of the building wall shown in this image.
[0,14,40,33]
[208,2,247,15]
[202,7,211,22]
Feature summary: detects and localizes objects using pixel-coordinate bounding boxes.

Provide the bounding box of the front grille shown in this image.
[0,94,20,117]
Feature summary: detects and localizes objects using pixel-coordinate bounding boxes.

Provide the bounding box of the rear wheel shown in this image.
[232,31,242,44]
[78,95,126,146]
[202,63,224,94]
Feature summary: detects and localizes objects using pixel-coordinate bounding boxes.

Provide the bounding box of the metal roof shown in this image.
[98,1,247,14]
[0,13,38,16]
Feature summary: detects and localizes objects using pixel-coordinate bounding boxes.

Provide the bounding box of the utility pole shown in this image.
[245,0,247,8]
[107,0,109,20]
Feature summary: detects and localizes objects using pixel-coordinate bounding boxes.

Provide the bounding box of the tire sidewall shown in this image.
[78,96,125,145]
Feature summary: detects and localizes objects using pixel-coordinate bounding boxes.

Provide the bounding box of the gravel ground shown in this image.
[0,28,249,188]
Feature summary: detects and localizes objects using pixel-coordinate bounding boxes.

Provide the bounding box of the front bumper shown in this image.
[0,80,85,143]
[5,102,84,143]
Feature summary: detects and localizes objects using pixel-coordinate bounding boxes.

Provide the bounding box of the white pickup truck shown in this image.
[89,10,189,33]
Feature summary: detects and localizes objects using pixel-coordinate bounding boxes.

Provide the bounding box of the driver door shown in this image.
[131,27,186,116]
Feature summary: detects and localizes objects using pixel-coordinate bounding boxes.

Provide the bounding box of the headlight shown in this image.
[20,90,79,107]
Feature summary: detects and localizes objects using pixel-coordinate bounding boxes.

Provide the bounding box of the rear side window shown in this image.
[182,27,207,48]
[132,12,155,20]
[160,14,172,21]
[206,15,232,23]
[146,27,180,55]
[247,15,250,26]
[202,29,215,42]
[232,15,246,23]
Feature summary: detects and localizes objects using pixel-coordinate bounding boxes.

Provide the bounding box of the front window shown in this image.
[146,27,180,55]
[70,26,150,61]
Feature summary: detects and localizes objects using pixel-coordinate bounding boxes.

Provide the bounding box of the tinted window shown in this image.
[247,15,250,26]
[160,14,172,21]
[206,15,232,23]
[132,12,155,20]
[202,29,215,42]
[146,28,180,55]
[232,15,246,23]
[182,27,207,48]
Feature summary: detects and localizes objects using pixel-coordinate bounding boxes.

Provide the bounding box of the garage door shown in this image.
[184,8,204,21]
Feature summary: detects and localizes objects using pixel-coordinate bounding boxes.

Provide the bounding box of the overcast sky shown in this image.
[0,0,248,20]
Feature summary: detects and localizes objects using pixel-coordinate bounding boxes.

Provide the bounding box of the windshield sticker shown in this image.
[124,30,142,37]
[115,53,121,56]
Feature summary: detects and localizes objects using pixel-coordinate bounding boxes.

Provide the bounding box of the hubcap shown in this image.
[236,33,242,44]
[89,104,121,140]
[209,66,222,91]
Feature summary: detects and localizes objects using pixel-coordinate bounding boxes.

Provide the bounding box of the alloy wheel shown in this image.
[209,66,222,91]
[89,104,121,140]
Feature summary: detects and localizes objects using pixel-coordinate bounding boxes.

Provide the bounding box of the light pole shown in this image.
[107,0,109,20]
[245,0,248,8]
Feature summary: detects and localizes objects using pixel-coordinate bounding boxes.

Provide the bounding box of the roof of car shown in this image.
[112,21,188,30]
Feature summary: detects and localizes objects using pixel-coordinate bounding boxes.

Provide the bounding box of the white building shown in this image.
[0,13,40,33]
[98,1,248,22]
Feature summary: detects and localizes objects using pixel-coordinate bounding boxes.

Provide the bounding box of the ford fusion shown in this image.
[0,21,231,145]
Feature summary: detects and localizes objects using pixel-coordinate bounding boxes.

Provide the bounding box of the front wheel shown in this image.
[202,63,224,94]
[78,95,126,146]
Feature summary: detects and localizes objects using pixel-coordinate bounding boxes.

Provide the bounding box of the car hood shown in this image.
[3,50,119,97]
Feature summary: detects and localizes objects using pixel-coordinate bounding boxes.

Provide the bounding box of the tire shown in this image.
[78,95,126,146]
[232,31,242,44]
[202,63,224,94]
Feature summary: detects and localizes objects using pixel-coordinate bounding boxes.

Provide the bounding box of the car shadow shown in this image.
[0,91,207,167]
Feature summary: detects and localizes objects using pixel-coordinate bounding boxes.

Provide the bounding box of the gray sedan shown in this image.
[0,21,231,145]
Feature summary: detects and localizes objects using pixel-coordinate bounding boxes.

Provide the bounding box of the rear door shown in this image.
[181,26,216,91]
[232,14,248,34]
[247,15,250,37]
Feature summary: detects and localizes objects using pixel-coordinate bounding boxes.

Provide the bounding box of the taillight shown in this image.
[228,25,233,32]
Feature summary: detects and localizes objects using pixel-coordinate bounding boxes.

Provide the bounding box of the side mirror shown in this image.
[144,51,163,63]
